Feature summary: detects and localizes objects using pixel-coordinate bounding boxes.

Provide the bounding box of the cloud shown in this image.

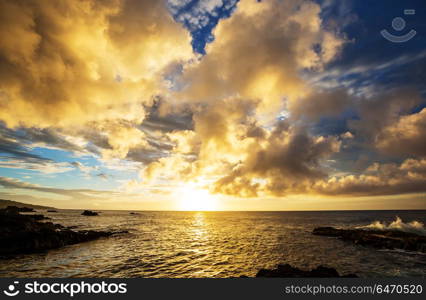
[0,0,193,128]
[0,126,76,173]
[0,123,83,153]
[71,161,98,174]
[212,128,341,197]
[289,89,352,121]
[139,86,426,198]
[0,157,73,174]
[340,131,354,139]
[0,136,49,162]
[0,176,141,208]
[313,158,426,196]
[169,0,237,31]
[174,0,346,115]
[348,89,423,143]
[1,0,424,205]
[134,0,351,197]
[0,176,93,196]
[376,108,426,157]
[96,173,109,180]
[140,97,341,197]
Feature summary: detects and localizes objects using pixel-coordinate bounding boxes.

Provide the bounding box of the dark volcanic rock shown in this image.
[27,214,50,221]
[3,206,49,220]
[313,227,426,253]
[81,210,98,216]
[256,264,357,278]
[5,205,34,213]
[0,207,125,257]
[47,210,58,213]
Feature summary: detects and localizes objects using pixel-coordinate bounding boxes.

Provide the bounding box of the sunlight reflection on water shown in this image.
[0,210,425,278]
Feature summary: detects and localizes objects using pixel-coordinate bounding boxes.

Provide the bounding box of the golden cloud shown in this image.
[137,0,347,196]
[140,97,341,197]
[313,158,426,196]
[175,0,345,116]
[376,108,426,157]
[0,0,193,128]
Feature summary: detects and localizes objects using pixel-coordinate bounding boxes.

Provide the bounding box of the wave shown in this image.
[357,217,426,236]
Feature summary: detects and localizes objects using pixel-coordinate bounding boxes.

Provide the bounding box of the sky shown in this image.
[0,0,425,211]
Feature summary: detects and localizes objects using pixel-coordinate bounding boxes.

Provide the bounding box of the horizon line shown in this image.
[48,208,426,212]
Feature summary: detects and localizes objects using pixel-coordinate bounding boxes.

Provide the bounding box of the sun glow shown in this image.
[177,184,219,211]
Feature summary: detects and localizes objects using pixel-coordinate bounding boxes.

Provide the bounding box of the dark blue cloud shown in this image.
[305,0,426,151]
[315,0,426,94]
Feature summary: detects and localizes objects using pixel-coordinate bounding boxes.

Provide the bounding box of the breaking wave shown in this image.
[357,217,426,236]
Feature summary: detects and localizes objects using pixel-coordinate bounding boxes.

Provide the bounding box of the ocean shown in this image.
[1,210,425,278]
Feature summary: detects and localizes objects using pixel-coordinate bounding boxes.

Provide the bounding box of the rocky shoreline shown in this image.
[0,206,127,258]
[313,226,426,253]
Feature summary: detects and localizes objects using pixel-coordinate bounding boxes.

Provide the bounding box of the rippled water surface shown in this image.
[1,210,425,277]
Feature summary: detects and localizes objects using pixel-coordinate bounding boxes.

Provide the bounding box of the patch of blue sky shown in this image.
[0,146,138,190]
[29,147,89,163]
[0,168,32,181]
[168,0,239,54]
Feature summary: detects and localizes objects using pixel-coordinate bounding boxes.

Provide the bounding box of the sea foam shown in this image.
[357,216,426,236]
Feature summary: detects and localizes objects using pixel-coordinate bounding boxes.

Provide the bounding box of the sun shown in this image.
[177,184,218,211]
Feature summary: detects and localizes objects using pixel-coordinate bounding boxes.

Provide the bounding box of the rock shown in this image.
[313,227,426,253]
[0,207,126,257]
[47,210,58,213]
[3,206,49,220]
[27,214,50,220]
[129,212,139,215]
[0,199,53,210]
[256,264,357,278]
[4,206,34,213]
[81,210,99,216]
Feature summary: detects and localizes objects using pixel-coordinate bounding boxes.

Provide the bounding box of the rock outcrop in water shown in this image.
[0,206,126,257]
[81,210,98,216]
[313,227,426,253]
[255,264,357,278]
[3,205,49,220]
[6,205,35,213]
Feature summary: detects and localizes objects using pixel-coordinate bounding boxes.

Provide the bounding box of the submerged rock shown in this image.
[256,264,357,278]
[81,210,99,216]
[0,207,126,257]
[313,227,426,253]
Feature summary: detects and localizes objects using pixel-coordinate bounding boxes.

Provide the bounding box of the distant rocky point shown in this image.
[0,199,54,210]
[81,210,99,216]
[313,226,426,253]
[6,205,34,212]
[0,206,127,258]
[255,264,357,278]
